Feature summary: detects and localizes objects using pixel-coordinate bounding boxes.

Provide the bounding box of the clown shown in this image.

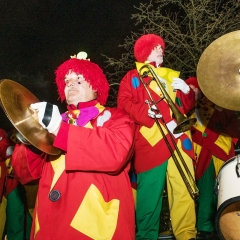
[11,52,136,240]
[0,129,33,240]
[117,34,197,240]
[186,77,240,239]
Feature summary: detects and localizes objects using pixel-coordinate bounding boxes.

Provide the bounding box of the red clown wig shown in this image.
[134,34,165,62]
[55,58,109,105]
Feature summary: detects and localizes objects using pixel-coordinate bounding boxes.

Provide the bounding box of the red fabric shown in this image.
[117,68,196,173]
[192,106,239,180]
[0,129,12,160]
[12,144,45,184]
[0,128,18,200]
[12,106,136,240]
[0,161,7,201]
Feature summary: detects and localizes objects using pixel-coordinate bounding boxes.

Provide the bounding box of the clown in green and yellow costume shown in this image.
[186,77,240,238]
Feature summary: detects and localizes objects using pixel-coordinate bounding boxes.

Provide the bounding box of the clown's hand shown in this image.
[148,105,162,119]
[30,102,62,133]
[171,78,190,94]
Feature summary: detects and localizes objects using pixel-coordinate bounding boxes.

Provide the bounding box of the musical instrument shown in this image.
[215,155,240,240]
[0,79,61,155]
[138,64,199,200]
[197,30,240,111]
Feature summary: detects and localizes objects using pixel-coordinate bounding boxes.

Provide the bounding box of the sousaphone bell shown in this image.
[197,30,240,111]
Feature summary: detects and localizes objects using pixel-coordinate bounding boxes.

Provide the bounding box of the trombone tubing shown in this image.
[138,64,199,200]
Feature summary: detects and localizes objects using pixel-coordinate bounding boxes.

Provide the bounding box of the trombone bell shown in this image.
[173,117,197,134]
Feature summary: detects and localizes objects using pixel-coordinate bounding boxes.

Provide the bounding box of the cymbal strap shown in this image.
[42,103,53,127]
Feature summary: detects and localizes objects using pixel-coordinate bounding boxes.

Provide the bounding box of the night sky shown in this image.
[0,0,140,130]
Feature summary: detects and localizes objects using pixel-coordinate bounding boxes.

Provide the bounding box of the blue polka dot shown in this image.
[182,138,192,151]
[132,76,140,89]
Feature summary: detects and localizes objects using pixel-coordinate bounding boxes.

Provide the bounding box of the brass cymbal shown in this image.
[197,30,240,111]
[0,79,61,155]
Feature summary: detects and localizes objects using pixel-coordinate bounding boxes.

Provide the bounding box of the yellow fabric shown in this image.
[135,62,180,101]
[70,184,119,240]
[132,188,137,208]
[95,102,105,114]
[192,142,202,164]
[0,196,7,239]
[140,122,166,146]
[214,134,232,155]
[49,154,65,191]
[167,141,197,240]
[34,198,40,238]
[212,156,225,176]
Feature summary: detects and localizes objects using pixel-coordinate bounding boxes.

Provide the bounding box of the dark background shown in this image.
[0,0,139,130]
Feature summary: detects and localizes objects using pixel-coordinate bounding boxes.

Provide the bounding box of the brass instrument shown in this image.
[0,79,61,155]
[197,30,240,111]
[138,64,199,200]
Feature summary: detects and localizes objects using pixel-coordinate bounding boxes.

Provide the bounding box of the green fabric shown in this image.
[196,159,217,232]
[6,184,32,240]
[136,162,168,240]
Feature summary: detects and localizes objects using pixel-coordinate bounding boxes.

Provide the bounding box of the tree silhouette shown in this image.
[104,0,240,108]
[104,0,240,151]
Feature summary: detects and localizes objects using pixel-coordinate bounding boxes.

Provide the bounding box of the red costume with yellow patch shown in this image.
[11,57,136,240]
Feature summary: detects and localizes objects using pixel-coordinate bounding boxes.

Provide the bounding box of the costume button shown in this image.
[202,132,207,137]
[49,190,61,202]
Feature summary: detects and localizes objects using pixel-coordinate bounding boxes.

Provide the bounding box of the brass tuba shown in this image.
[138,64,199,200]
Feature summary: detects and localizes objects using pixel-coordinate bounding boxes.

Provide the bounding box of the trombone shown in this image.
[138,64,199,200]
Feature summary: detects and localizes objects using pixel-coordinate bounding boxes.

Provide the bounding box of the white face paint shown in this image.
[147,45,164,66]
[64,71,97,106]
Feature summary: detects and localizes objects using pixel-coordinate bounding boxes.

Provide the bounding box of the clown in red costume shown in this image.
[0,128,14,238]
[11,53,136,240]
[186,77,240,239]
[117,34,197,240]
[0,128,33,240]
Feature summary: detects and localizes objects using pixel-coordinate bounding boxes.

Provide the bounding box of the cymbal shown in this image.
[0,79,61,155]
[197,30,240,111]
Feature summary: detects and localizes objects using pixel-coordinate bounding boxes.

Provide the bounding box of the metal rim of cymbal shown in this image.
[0,79,61,155]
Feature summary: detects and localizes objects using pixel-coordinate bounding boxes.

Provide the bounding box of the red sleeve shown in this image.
[11,144,46,184]
[117,70,155,128]
[176,87,195,114]
[61,108,135,174]
[53,121,70,151]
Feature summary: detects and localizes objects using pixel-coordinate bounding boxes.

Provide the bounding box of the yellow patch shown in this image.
[34,199,40,238]
[49,154,65,191]
[214,135,232,155]
[136,62,179,114]
[212,156,225,176]
[70,184,119,240]
[193,142,202,163]
[140,122,167,146]
[132,188,137,208]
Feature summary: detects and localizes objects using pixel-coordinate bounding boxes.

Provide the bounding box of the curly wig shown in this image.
[55,58,109,105]
[134,34,165,62]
